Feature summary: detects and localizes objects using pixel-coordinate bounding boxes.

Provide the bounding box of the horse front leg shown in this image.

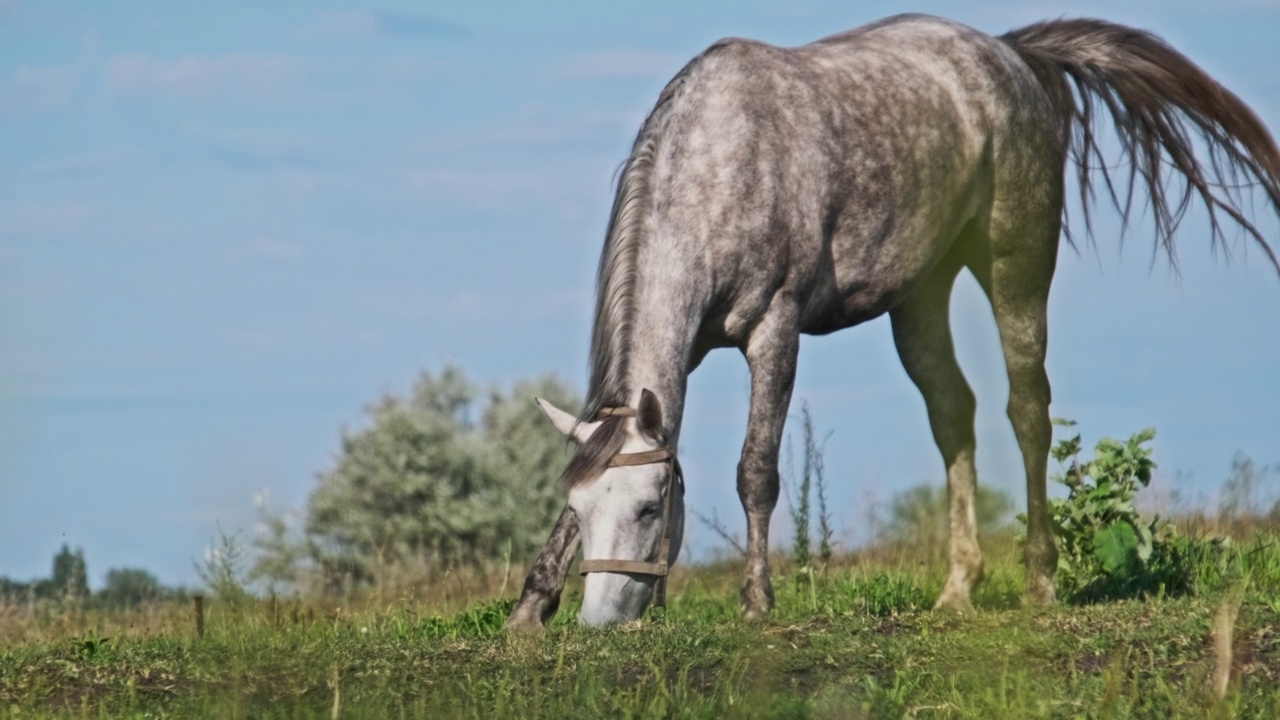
[505,506,580,631]
[738,301,800,620]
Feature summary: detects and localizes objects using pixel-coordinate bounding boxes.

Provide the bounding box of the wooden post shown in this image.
[194,595,205,639]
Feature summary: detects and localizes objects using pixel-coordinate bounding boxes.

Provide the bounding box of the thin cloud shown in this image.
[102,52,438,108]
[104,52,306,103]
[245,239,304,260]
[407,167,550,198]
[0,33,96,113]
[298,9,471,41]
[185,124,329,167]
[378,10,471,39]
[516,288,591,320]
[1214,0,1280,7]
[552,49,684,80]
[17,147,149,178]
[487,103,646,144]
[445,291,500,321]
[0,62,78,112]
[0,199,93,236]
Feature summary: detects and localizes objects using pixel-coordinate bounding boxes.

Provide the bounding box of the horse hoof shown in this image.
[740,578,775,621]
[933,592,975,614]
[1025,577,1057,606]
[505,609,547,633]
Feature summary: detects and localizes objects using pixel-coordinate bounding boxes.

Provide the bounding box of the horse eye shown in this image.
[637,503,661,521]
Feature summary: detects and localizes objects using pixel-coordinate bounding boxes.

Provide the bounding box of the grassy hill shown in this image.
[2,530,1278,718]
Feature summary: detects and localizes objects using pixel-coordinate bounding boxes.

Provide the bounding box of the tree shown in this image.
[48,544,89,600]
[269,365,579,590]
[1218,452,1278,526]
[249,498,309,595]
[98,568,163,608]
[884,484,1013,553]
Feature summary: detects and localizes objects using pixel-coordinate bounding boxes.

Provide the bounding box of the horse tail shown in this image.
[1001,18,1280,272]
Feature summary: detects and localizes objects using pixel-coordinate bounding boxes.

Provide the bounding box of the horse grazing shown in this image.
[507,14,1280,628]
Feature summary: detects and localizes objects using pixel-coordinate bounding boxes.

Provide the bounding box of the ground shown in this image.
[2,534,1278,718]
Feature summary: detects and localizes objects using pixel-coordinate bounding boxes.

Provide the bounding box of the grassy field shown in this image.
[2,532,1279,719]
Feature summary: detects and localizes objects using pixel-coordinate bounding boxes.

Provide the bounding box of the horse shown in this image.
[505,14,1280,628]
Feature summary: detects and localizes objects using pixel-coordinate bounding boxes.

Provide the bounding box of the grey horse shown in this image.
[507,14,1280,628]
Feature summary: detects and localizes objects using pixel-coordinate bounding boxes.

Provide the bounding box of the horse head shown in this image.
[537,389,685,626]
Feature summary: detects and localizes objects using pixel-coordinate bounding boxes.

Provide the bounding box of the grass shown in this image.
[2,532,1279,718]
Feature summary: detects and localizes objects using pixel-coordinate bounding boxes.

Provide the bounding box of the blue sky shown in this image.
[1,0,1277,588]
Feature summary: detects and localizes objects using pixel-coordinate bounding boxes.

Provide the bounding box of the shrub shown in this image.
[1027,420,1224,603]
[255,365,580,593]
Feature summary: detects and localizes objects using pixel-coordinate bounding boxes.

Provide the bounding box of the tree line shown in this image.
[0,544,188,609]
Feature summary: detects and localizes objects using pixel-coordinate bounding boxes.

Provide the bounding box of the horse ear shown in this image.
[536,398,599,445]
[637,388,663,439]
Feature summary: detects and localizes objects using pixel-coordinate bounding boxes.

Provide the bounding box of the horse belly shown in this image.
[800,170,986,336]
[791,21,999,335]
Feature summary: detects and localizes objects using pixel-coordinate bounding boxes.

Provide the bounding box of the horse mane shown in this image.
[579,54,708,423]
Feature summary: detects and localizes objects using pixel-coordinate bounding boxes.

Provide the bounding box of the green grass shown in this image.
[3,534,1279,719]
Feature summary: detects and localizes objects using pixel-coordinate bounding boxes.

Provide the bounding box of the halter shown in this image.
[577,405,680,609]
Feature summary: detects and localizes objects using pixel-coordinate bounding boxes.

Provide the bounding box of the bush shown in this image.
[256,365,580,592]
[98,568,164,609]
[884,485,1013,554]
[1026,420,1227,603]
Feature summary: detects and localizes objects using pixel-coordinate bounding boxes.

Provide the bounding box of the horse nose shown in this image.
[577,589,626,626]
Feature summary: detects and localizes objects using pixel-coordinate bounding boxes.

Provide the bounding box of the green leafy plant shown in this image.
[72,630,110,661]
[1026,420,1174,602]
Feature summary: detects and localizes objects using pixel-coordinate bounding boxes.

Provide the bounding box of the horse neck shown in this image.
[621,245,706,445]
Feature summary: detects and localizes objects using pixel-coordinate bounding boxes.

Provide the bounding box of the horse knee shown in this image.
[736,457,780,512]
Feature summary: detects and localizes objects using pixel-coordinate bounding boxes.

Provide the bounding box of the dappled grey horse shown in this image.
[507,14,1280,628]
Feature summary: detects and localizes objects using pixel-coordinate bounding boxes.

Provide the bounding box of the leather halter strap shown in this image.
[607,447,672,467]
[577,406,679,609]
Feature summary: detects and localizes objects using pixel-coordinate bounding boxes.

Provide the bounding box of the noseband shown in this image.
[577,405,681,609]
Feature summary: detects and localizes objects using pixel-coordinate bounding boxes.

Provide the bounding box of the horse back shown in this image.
[647,14,1060,342]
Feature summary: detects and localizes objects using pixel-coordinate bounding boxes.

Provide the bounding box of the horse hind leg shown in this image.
[889,250,983,613]
[981,186,1062,606]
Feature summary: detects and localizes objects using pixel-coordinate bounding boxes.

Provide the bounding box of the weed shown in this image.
[195,524,253,606]
[784,402,835,586]
[1024,421,1197,603]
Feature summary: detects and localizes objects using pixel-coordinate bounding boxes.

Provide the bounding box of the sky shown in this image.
[1,0,1277,589]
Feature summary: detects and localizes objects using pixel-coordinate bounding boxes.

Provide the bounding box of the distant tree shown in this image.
[0,577,34,600]
[250,501,310,595]
[885,484,1013,552]
[1218,452,1278,524]
[48,545,89,600]
[196,526,253,605]
[263,365,580,590]
[98,568,163,608]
